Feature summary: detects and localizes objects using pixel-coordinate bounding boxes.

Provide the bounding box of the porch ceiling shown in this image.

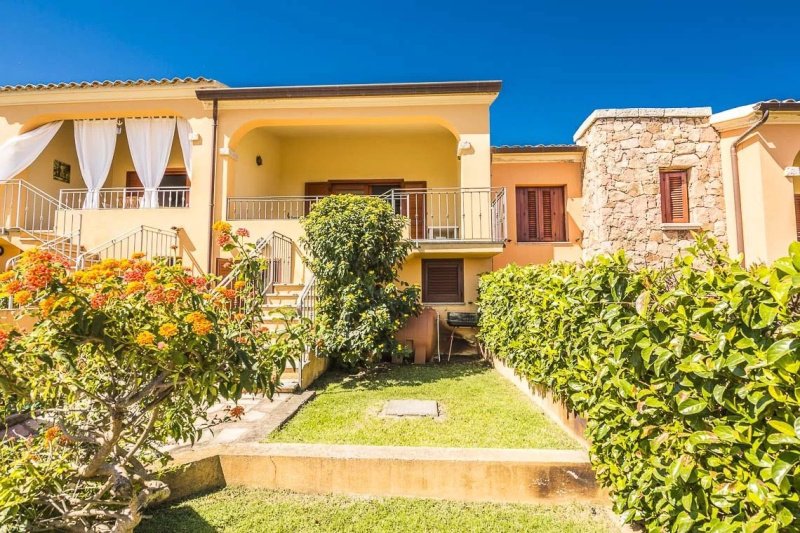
[248,122,453,139]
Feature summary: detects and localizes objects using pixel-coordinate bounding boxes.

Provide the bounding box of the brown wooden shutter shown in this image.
[794,195,800,241]
[660,171,689,223]
[422,259,464,303]
[304,182,330,214]
[515,187,566,242]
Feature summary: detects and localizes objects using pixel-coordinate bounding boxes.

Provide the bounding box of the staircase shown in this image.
[0,179,85,269]
[217,232,322,391]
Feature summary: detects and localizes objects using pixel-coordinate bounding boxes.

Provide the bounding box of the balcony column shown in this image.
[458,133,492,240]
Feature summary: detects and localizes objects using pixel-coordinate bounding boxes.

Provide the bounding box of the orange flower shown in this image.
[159,323,178,338]
[0,330,9,351]
[184,311,204,324]
[217,233,232,246]
[235,227,250,237]
[13,290,32,306]
[212,221,232,233]
[125,281,145,295]
[39,296,56,316]
[229,405,245,419]
[135,331,155,346]
[0,271,15,282]
[192,318,213,335]
[44,426,60,443]
[131,252,146,259]
[2,280,22,294]
[90,293,109,309]
[234,280,246,290]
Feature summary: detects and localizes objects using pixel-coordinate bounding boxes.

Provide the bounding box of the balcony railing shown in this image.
[59,187,190,210]
[226,187,507,243]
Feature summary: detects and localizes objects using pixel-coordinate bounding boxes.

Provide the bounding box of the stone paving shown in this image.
[164,390,315,456]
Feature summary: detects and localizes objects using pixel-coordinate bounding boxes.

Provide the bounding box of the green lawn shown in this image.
[137,488,616,533]
[267,359,580,449]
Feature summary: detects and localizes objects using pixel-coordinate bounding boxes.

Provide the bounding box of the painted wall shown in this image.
[718,122,800,264]
[230,128,459,197]
[0,84,215,268]
[491,157,583,269]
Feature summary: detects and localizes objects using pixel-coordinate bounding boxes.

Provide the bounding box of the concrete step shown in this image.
[272,283,305,293]
[265,293,301,303]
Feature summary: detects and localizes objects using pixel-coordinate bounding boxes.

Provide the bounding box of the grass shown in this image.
[137,487,617,533]
[267,359,580,449]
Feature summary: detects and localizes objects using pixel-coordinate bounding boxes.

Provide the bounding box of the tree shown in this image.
[301,194,421,365]
[0,222,307,531]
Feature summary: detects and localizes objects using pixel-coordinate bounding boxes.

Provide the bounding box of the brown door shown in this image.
[402,181,427,240]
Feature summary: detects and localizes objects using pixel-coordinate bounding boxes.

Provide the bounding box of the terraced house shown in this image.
[0,77,798,360]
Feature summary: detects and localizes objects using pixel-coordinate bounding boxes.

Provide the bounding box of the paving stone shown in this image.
[383,400,439,417]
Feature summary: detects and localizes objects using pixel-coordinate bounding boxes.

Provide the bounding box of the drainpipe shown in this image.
[730,109,769,265]
[207,99,219,273]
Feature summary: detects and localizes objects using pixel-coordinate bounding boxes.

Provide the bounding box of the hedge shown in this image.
[478,236,800,532]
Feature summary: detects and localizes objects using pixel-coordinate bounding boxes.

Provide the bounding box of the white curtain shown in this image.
[0,121,63,182]
[125,118,176,208]
[74,120,117,209]
[176,118,192,179]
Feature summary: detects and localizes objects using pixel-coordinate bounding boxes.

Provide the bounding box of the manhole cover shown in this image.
[382,399,439,418]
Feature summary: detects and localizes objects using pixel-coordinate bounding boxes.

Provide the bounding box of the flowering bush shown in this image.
[0,224,307,531]
[301,195,420,365]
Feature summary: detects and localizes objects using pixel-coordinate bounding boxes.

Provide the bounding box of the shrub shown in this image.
[479,235,800,532]
[301,194,421,365]
[0,224,307,531]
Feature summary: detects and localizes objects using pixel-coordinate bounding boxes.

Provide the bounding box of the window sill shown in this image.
[660,223,702,231]
[422,302,467,306]
[516,241,574,246]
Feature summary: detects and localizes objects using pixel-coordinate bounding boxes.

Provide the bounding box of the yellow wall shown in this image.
[718,122,800,264]
[230,128,459,198]
[491,156,583,269]
[20,121,82,199]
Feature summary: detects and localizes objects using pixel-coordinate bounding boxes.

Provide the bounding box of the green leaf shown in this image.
[771,454,796,485]
[678,398,707,416]
[766,338,796,364]
[768,420,796,436]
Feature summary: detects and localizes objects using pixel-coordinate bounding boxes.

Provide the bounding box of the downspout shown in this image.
[207,99,219,273]
[729,109,769,265]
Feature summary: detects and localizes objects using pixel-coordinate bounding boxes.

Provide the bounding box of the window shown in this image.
[515,187,566,242]
[660,170,689,223]
[422,259,464,303]
[794,195,800,241]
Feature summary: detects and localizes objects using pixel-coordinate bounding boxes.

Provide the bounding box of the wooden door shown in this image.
[402,181,427,240]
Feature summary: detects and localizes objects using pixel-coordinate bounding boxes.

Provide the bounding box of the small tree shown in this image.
[301,195,421,365]
[0,223,307,531]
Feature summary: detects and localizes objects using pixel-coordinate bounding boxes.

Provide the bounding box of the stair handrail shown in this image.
[0,179,83,253]
[296,275,317,321]
[75,225,179,270]
[5,230,80,271]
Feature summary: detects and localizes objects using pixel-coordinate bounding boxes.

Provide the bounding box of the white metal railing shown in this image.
[217,231,295,308]
[227,196,323,221]
[226,187,507,243]
[5,231,80,271]
[296,276,317,321]
[76,226,179,269]
[0,179,83,250]
[59,187,190,210]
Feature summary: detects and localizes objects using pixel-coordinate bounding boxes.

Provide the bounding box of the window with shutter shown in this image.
[794,195,800,241]
[660,170,690,223]
[515,187,566,242]
[422,259,464,303]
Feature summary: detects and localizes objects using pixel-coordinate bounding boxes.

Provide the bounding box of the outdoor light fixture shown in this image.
[256,155,263,166]
[116,119,123,135]
[456,140,473,158]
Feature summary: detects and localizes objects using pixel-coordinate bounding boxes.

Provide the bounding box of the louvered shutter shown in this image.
[795,195,800,241]
[515,187,566,242]
[422,259,464,303]
[660,171,689,223]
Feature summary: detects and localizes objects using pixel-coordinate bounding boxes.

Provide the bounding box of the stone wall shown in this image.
[574,108,725,266]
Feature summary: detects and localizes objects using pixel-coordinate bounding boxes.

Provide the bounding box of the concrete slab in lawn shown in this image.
[383,399,439,418]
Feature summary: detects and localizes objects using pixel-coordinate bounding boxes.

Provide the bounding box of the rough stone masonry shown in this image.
[574,108,726,266]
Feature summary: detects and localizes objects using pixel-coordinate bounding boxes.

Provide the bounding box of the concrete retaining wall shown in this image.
[164,442,605,505]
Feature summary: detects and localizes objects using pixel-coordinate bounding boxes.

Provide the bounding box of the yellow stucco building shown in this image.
[0,77,797,368]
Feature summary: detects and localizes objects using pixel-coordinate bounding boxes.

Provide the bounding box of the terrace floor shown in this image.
[266,358,581,449]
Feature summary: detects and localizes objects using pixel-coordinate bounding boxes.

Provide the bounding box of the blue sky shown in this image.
[1,0,797,144]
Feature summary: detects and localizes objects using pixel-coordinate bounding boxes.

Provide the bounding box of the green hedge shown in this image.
[478,236,800,532]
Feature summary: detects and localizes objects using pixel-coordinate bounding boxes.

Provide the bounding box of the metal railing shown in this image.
[386,187,506,242]
[227,196,323,221]
[5,231,80,271]
[217,231,296,308]
[59,187,190,209]
[225,187,507,243]
[76,226,179,269]
[296,276,317,321]
[0,179,83,250]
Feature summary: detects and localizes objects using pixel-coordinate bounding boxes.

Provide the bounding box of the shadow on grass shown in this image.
[318,356,491,393]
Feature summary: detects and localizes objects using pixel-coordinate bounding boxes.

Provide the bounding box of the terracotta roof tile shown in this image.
[0,76,221,93]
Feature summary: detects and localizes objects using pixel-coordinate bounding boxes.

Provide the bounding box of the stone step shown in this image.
[265,293,301,303]
[272,283,305,293]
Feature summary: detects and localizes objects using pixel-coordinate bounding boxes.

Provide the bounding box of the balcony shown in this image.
[59,187,190,210]
[227,187,507,244]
